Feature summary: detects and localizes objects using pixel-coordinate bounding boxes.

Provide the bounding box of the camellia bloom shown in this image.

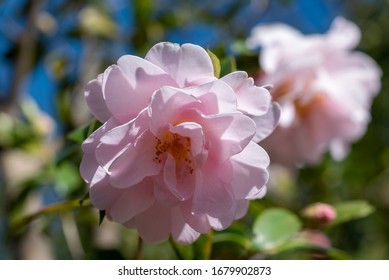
[80,42,280,244]
[247,17,381,165]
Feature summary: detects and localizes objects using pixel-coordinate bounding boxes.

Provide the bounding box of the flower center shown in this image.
[154,131,194,174]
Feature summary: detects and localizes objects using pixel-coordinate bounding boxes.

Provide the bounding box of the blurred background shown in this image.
[1,0,389,259]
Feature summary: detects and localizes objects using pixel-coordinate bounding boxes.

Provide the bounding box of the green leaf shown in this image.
[220,56,237,77]
[230,40,256,56]
[67,124,90,144]
[206,49,221,78]
[54,162,83,195]
[67,119,101,143]
[327,200,374,227]
[252,208,302,251]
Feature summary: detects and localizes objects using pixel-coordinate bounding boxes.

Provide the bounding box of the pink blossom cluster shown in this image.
[80,42,280,244]
[247,17,381,165]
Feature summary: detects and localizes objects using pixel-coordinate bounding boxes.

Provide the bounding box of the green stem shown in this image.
[9,199,92,237]
[134,236,143,260]
[169,237,186,260]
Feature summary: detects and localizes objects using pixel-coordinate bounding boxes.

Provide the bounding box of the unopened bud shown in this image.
[302,202,336,227]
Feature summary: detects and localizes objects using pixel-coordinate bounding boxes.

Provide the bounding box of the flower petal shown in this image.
[109,130,161,188]
[79,153,98,183]
[103,56,177,122]
[191,163,234,218]
[135,202,171,244]
[201,113,256,162]
[95,110,149,170]
[171,206,201,245]
[326,17,361,50]
[221,71,271,116]
[180,199,211,234]
[145,42,216,87]
[84,74,111,122]
[252,102,281,142]
[107,178,155,223]
[89,168,121,210]
[81,118,120,154]
[185,80,238,115]
[148,87,201,136]
[163,154,195,200]
[230,141,269,199]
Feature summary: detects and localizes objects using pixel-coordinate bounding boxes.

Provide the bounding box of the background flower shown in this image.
[80,42,278,244]
[247,17,382,165]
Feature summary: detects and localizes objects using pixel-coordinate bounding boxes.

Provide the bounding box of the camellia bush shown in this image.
[1,0,389,260]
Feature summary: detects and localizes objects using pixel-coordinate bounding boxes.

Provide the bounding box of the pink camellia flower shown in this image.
[80,42,280,244]
[247,17,381,165]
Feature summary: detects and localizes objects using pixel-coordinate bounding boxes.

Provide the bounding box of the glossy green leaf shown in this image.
[206,49,221,78]
[252,208,302,251]
[327,200,375,227]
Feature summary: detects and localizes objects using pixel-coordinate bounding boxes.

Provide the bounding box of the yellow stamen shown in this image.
[154,131,194,174]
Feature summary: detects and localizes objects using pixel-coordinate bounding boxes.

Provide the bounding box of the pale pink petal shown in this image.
[207,201,236,231]
[145,42,215,87]
[95,110,149,170]
[234,200,250,219]
[79,153,98,183]
[89,168,121,210]
[246,23,302,49]
[109,130,161,188]
[135,202,171,244]
[180,200,211,234]
[230,141,269,199]
[103,56,177,122]
[185,80,238,115]
[191,164,234,218]
[84,74,111,122]
[326,17,361,50]
[148,87,201,136]
[81,118,120,154]
[153,174,181,207]
[252,102,281,142]
[163,154,195,200]
[221,71,271,116]
[107,178,155,223]
[171,206,201,245]
[201,113,256,163]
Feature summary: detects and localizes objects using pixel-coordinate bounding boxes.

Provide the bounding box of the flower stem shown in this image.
[9,199,92,237]
[134,236,143,260]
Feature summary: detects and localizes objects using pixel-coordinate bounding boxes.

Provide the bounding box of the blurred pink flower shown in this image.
[247,17,381,165]
[80,42,279,244]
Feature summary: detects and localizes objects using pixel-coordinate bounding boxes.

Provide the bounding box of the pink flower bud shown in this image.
[302,202,337,226]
